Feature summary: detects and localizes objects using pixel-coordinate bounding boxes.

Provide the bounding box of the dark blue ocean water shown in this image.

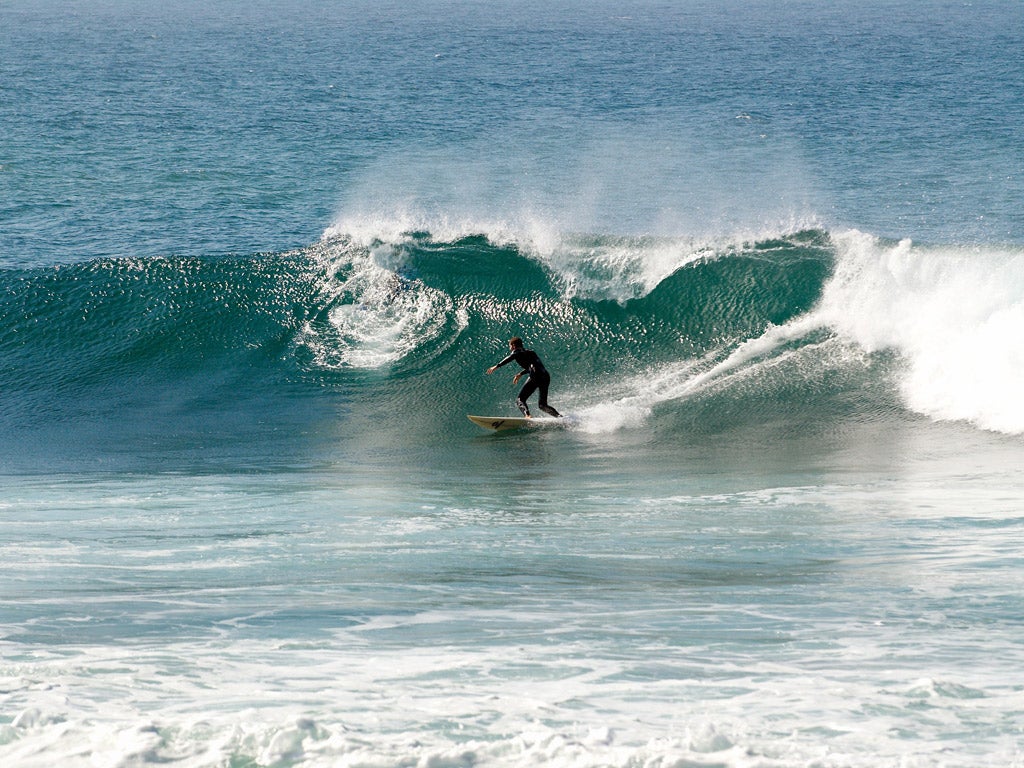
[4,0,1023,269]
[2,1,1024,766]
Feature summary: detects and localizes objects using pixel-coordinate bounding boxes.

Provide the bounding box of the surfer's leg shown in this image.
[539,402,561,418]
[537,373,561,418]
[516,379,537,417]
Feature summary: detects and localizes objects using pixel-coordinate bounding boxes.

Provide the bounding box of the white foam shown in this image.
[817,231,1024,434]
[2,633,1020,768]
[322,207,527,252]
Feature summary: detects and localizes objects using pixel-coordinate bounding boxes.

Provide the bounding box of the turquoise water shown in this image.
[2,1,1024,766]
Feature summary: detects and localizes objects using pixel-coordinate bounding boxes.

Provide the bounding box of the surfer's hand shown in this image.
[513,373,522,384]
[486,367,495,375]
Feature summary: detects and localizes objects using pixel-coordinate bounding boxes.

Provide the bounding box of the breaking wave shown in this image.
[3,222,1023,453]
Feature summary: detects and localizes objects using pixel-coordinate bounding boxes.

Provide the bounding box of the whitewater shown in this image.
[2,1,1024,766]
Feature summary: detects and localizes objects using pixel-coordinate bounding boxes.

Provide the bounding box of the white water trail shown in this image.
[575,317,827,434]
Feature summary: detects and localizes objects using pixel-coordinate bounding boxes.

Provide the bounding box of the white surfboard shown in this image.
[467,415,562,432]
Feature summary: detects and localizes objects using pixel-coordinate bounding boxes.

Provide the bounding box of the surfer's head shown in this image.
[508,336,524,350]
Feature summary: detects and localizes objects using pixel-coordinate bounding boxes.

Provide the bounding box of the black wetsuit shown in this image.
[493,348,561,418]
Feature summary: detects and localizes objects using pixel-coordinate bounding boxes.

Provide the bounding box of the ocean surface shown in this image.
[3,1,1024,765]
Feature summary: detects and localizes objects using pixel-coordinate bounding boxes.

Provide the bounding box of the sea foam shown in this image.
[819,231,1024,434]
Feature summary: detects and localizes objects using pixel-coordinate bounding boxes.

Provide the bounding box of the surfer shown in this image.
[486,337,561,418]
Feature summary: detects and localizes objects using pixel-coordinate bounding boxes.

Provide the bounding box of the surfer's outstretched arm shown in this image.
[487,351,519,376]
